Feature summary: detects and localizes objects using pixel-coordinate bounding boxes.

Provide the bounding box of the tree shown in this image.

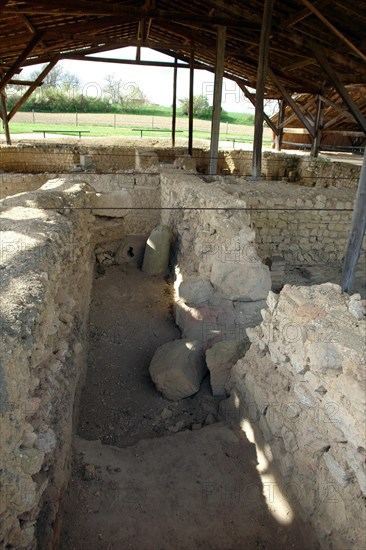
[178,94,212,117]
[103,73,148,110]
[29,64,80,90]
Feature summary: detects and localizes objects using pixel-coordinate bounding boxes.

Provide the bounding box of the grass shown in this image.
[3,121,273,144]
[2,110,273,144]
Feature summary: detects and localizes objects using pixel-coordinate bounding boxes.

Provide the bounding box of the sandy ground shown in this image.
[59,263,319,550]
[77,265,222,448]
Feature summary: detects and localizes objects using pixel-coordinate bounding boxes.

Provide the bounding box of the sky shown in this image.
[21,47,255,114]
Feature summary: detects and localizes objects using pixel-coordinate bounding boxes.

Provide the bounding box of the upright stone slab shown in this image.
[142,224,172,275]
[206,340,247,396]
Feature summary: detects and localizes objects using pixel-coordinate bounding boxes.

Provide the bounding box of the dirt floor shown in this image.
[77,265,222,448]
[59,263,319,549]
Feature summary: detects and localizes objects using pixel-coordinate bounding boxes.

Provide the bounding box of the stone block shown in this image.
[149,339,207,400]
[142,225,172,275]
[206,340,246,397]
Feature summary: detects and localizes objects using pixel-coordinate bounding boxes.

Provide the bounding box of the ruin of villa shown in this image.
[1,2,365,550]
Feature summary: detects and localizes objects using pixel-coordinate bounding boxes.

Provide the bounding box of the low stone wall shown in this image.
[0,181,95,548]
[0,173,160,548]
[223,283,366,550]
[217,178,363,264]
[218,150,361,188]
[0,144,136,173]
[1,144,361,189]
[160,168,271,348]
[0,173,56,199]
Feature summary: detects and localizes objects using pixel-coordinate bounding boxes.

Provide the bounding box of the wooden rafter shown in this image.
[8,58,58,121]
[0,0,8,17]
[280,0,331,29]
[0,32,44,94]
[4,1,260,27]
[237,82,278,135]
[299,0,366,63]
[312,46,366,134]
[268,68,316,138]
[278,96,318,129]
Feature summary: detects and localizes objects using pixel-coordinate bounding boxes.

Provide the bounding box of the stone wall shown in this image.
[0,173,159,548]
[0,181,95,548]
[1,143,361,190]
[218,150,361,189]
[223,283,366,550]
[215,178,364,264]
[160,167,271,349]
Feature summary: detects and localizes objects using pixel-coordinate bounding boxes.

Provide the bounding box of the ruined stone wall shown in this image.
[0,172,156,548]
[160,167,271,349]
[0,173,56,199]
[0,181,95,548]
[223,283,366,550]
[0,144,77,173]
[1,143,361,189]
[219,179,363,264]
[0,144,136,173]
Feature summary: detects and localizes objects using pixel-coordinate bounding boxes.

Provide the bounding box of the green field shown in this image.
[2,110,273,144]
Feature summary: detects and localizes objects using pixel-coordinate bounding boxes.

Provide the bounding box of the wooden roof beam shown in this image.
[0,0,9,18]
[236,82,278,135]
[8,57,59,121]
[0,32,44,95]
[63,54,194,69]
[299,0,366,63]
[319,94,354,121]
[4,1,260,27]
[312,46,366,134]
[278,96,318,129]
[280,0,331,29]
[268,68,316,138]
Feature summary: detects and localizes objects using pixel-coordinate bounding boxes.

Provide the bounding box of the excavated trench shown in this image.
[58,258,317,550]
[1,149,365,550]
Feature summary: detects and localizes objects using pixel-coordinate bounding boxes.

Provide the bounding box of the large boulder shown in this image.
[178,277,214,305]
[206,340,248,396]
[210,259,271,301]
[142,224,172,275]
[149,339,207,400]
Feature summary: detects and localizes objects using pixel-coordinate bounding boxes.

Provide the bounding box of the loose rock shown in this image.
[149,339,207,400]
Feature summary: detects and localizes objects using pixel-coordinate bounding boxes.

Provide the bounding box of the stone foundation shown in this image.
[222,284,366,550]
[1,156,364,548]
[1,144,361,188]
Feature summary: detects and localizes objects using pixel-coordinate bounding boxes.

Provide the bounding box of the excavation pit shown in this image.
[1,146,365,549]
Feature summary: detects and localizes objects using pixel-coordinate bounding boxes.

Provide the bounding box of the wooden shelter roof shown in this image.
[1,0,366,96]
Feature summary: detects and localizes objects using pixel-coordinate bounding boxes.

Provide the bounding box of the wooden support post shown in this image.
[8,58,58,120]
[268,68,316,138]
[0,33,44,95]
[188,49,194,156]
[172,58,177,148]
[341,152,366,293]
[252,0,273,178]
[209,26,226,175]
[1,93,11,144]
[275,99,286,151]
[312,47,366,135]
[311,95,323,157]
